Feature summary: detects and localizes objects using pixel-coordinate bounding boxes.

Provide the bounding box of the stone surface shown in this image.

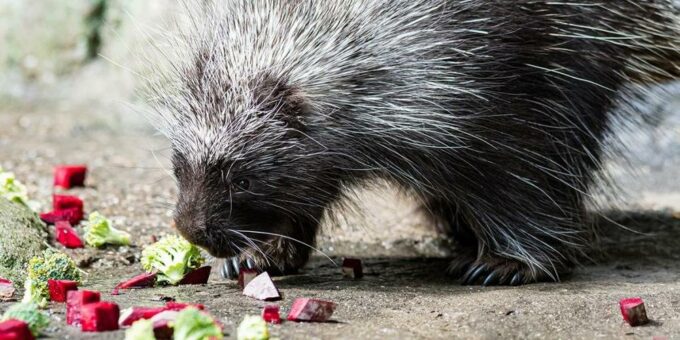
[0,197,48,284]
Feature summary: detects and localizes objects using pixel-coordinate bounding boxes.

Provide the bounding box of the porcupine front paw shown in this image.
[448,254,566,286]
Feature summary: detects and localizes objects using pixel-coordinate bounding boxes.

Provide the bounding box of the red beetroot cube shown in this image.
[53,194,83,211]
[243,272,281,301]
[165,301,205,311]
[55,221,84,248]
[287,298,336,322]
[48,279,78,303]
[114,272,157,291]
[81,302,120,332]
[262,305,281,324]
[118,306,167,327]
[341,258,363,279]
[238,269,259,289]
[54,165,87,189]
[619,297,649,326]
[150,311,179,340]
[40,207,82,225]
[67,290,101,326]
[179,266,212,285]
[0,319,35,340]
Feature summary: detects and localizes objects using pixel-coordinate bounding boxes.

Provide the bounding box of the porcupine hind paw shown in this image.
[448,254,561,286]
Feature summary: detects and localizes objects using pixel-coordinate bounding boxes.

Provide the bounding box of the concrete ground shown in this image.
[1,100,679,339]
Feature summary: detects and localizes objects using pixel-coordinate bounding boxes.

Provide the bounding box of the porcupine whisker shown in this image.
[228,229,276,266]
[236,229,337,267]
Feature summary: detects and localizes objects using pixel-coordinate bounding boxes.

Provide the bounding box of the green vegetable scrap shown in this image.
[125,318,155,340]
[22,249,82,307]
[1,302,50,337]
[141,235,205,285]
[0,167,29,207]
[173,307,223,340]
[237,315,270,340]
[84,211,131,248]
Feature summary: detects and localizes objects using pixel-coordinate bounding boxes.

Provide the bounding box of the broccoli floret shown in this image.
[125,318,155,340]
[0,167,29,207]
[237,315,270,340]
[141,235,205,285]
[22,249,82,306]
[84,212,131,248]
[173,307,223,340]
[1,302,50,337]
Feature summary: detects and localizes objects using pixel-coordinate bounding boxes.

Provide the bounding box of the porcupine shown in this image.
[146,0,680,285]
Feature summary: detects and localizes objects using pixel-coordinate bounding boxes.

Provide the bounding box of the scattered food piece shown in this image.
[620,297,649,326]
[0,279,15,301]
[84,212,131,248]
[150,295,175,302]
[0,319,35,340]
[53,194,84,215]
[164,301,205,311]
[149,311,179,340]
[237,315,269,340]
[119,307,167,327]
[179,266,212,285]
[47,280,78,303]
[141,235,204,285]
[66,290,101,326]
[173,307,223,340]
[53,165,87,189]
[0,167,30,207]
[124,318,154,340]
[243,272,280,301]
[23,249,82,306]
[114,272,157,295]
[238,269,259,289]
[40,208,82,225]
[341,258,363,279]
[261,305,281,324]
[81,301,120,332]
[287,298,336,322]
[1,303,49,337]
[55,221,85,248]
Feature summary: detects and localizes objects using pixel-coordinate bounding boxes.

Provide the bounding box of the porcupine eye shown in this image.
[232,178,251,193]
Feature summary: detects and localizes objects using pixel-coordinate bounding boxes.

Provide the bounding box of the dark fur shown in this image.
[152,0,680,285]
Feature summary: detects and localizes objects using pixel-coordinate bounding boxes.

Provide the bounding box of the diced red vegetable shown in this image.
[0,319,35,340]
[40,207,82,225]
[164,301,205,311]
[118,307,167,327]
[262,305,281,324]
[341,258,363,279]
[238,268,259,289]
[179,266,211,285]
[243,272,281,301]
[150,311,179,340]
[619,297,649,326]
[81,302,120,332]
[67,290,101,326]
[287,298,337,322]
[53,194,83,211]
[0,279,15,301]
[55,221,85,248]
[47,279,78,303]
[114,272,157,292]
[54,165,87,189]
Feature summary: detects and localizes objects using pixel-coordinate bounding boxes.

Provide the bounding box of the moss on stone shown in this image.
[0,197,48,284]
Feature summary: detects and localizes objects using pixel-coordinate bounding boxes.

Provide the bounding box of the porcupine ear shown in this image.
[253,74,310,133]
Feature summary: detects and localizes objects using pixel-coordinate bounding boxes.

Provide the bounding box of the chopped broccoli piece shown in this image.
[2,302,50,337]
[84,212,131,248]
[0,167,29,207]
[141,235,205,285]
[125,318,155,340]
[22,249,81,306]
[173,307,222,340]
[237,315,269,340]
